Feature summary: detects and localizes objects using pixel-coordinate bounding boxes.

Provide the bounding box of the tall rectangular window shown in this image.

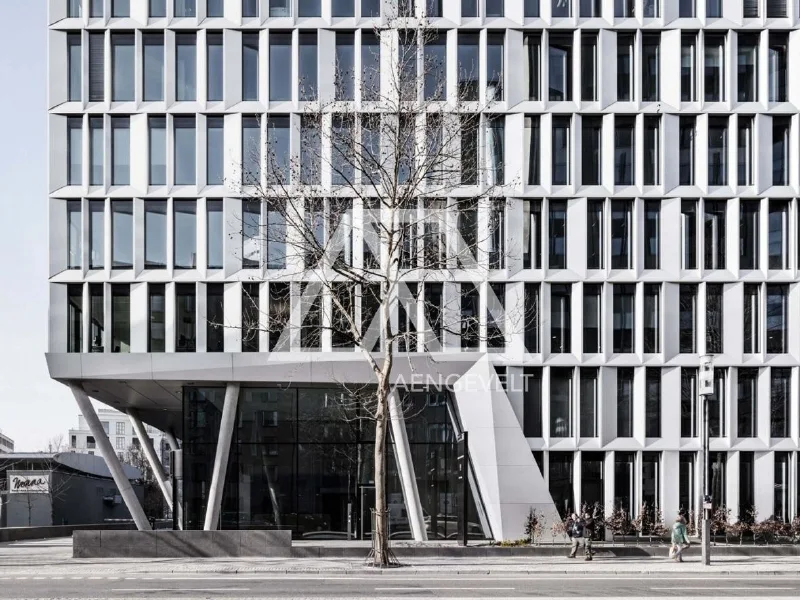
[769,33,788,103]
[550,284,571,353]
[175,0,196,17]
[175,33,197,101]
[206,283,224,352]
[548,200,567,269]
[174,116,196,185]
[552,116,571,185]
[176,283,196,352]
[265,199,287,269]
[143,33,164,102]
[772,117,790,186]
[67,284,83,353]
[679,284,697,353]
[774,452,790,522]
[298,33,318,101]
[89,283,104,351]
[738,116,754,186]
[587,199,603,269]
[706,283,723,354]
[617,367,634,438]
[89,117,103,186]
[111,117,130,185]
[706,0,721,17]
[579,368,598,438]
[67,117,82,186]
[241,283,261,352]
[615,0,635,17]
[681,367,698,437]
[643,116,660,185]
[581,32,597,102]
[422,32,445,101]
[458,32,479,101]
[68,33,81,102]
[148,116,166,186]
[549,35,572,101]
[549,452,574,518]
[269,33,292,101]
[334,32,355,101]
[67,201,81,269]
[613,284,634,353]
[112,33,134,102]
[644,201,660,269]
[525,33,542,101]
[610,199,632,269]
[583,284,602,354]
[709,368,726,437]
[398,30,418,102]
[743,284,760,354]
[552,0,571,17]
[614,118,634,186]
[461,116,478,185]
[704,200,725,270]
[268,282,290,351]
[737,368,758,438]
[550,368,573,438]
[242,201,261,268]
[525,283,540,353]
[740,200,760,269]
[645,368,661,438]
[207,200,223,269]
[737,34,758,103]
[769,200,789,270]
[207,33,223,102]
[112,200,133,268]
[525,116,540,185]
[461,0,478,17]
[207,0,223,16]
[68,0,82,17]
[332,0,354,16]
[617,33,633,102]
[523,200,542,269]
[148,284,165,352]
[111,285,131,353]
[89,200,104,269]
[174,200,197,269]
[242,33,259,101]
[708,117,727,186]
[266,116,290,185]
[362,31,381,101]
[681,199,697,269]
[680,33,696,102]
[523,368,542,437]
[767,0,788,18]
[242,116,261,185]
[679,116,695,185]
[679,0,695,18]
[679,452,696,518]
[643,283,660,353]
[144,200,167,269]
[242,0,259,16]
[206,116,224,185]
[460,283,480,350]
[89,32,105,102]
[766,284,787,353]
[643,0,659,17]
[582,117,601,186]
[300,116,320,184]
[487,32,504,101]
[771,368,791,438]
[150,0,166,17]
[486,117,505,186]
[580,0,602,17]
[744,0,759,17]
[642,33,660,102]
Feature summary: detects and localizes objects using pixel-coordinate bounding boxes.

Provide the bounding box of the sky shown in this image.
[0,3,82,451]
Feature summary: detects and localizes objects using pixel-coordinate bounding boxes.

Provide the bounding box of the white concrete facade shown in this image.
[47,0,800,536]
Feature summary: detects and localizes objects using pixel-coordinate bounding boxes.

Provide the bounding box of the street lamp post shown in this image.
[698,355,714,566]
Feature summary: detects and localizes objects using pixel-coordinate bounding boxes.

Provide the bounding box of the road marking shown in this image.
[376,587,516,591]
[651,587,795,591]
[112,588,251,593]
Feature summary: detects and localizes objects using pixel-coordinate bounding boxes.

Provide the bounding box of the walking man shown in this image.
[669,515,691,562]
[567,513,586,559]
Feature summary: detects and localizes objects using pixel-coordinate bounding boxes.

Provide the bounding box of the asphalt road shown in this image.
[0,573,797,599]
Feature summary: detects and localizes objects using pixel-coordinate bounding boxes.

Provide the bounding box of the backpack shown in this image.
[571,520,585,538]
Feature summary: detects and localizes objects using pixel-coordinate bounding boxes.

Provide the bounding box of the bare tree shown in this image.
[225,8,526,566]
[45,435,68,453]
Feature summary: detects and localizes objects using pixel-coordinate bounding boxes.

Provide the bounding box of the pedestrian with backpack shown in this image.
[567,513,586,559]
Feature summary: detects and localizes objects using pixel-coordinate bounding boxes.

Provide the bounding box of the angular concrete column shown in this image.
[69,383,151,531]
[389,389,428,542]
[127,409,173,510]
[164,429,183,530]
[204,383,240,530]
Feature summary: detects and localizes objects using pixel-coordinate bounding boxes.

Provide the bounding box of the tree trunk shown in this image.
[372,385,389,566]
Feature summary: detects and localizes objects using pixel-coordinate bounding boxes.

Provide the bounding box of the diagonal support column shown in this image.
[389,389,428,542]
[127,409,172,511]
[164,429,180,453]
[204,383,240,530]
[69,383,151,531]
[163,429,184,529]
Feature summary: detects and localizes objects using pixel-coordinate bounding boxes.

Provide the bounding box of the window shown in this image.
[175,284,196,352]
[148,284,165,352]
[552,0,571,17]
[644,201,660,269]
[241,33,259,101]
[111,285,130,353]
[67,284,83,353]
[680,34,696,102]
[645,368,661,438]
[643,0,659,17]
[700,200,725,270]
[579,368,598,438]
[207,33,223,102]
[462,0,478,17]
[332,0,354,16]
[461,115,478,185]
[549,34,572,101]
[773,117,790,186]
[330,115,355,186]
[423,282,443,350]
[615,0,634,17]
[67,117,82,186]
[709,368,726,437]
[458,32,479,101]
[771,368,791,438]
[549,452,573,519]
[586,198,603,269]
[614,118,634,186]
[583,284,601,354]
[144,201,167,269]
[767,0,787,18]
[548,200,567,269]
[679,452,695,518]
[268,33,292,102]
[111,200,133,268]
[141,34,165,103]
[681,199,697,269]
[488,199,505,269]
[550,284,571,353]
[613,284,634,353]
[206,116,224,185]
[206,283,224,352]
[88,117,103,186]
[300,116,320,184]
[242,116,261,185]
[460,284,479,350]
[642,33,659,102]
[523,199,542,269]
[738,451,755,518]
[242,202,261,269]
[150,0,166,17]
[743,284,760,353]
[706,0,721,17]
[552,116,571,185]
[740,200,760,269]
[774,452,790,523]
[768,32,788,104]
[486,0,504,16]
[524,370,543,436]
[67,201,81,270]
[265,116,290,186]
[398,30,417,102]
[89,283,104,351]
[525,116,540,185]
[643,116,660,185]
[580,32,597,102]
[362,32,381,101]
[89,201,104,269]
[89,32,104,102]
[679,0,694,17]
[175,33,197,101]
[267,282,289,351]
[242,282,261,352]
[737,368,758,438]
[175,0,196,17]
[148,116,166,186]
[525,283,540,353]
[487,32,504,101]
[525,34,541,101]
[68,0,82,17]
[68,33,81,102]
[704,34,725,102]
[679,284,697,353]
[705,117,728,186]
[680,367,698,437]
[766,284,787,353]
[738,116,754,186]
[265,199,286,270]
[207,200,223,269]
[738,34,758,103]
[111,33,134,102]
[610,199,632,269]
[679,116,695,185]
[580,0,601,16]
[207,0,223,16]
[486,117,505,186]
[333,32,356,101]
[616,368,634,438]
[744,0,758,17]
[299,33,318,101]
[550,368,573,438]
[241,0,258,16]
[706,284,723,353]
[710,454,726,508]
[769,200,789,270]
[643,283,660,353]
[582,117,601,186]
[174,201,196,269]
[174,116,196,185]
[617,33,633,102]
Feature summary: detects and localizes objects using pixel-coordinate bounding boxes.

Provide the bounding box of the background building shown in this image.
[47,0,800,538]
[0,431,14,454]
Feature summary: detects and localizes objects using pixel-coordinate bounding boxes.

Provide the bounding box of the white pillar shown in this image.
[204,382,240,530]
[164,429,180,452]
[389,389,428,542]
[127,409,173,511]
[69,383,151,531]
[164,428,183,530]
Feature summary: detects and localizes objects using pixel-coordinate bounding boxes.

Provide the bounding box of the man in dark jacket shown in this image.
[582,512,595,561]
[567,513,585,559]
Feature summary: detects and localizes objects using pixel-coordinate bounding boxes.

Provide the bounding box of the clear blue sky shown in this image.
[0,3,79,450]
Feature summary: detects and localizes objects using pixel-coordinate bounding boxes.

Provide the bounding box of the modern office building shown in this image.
[48,0,800,540]
[0,431,15,454]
